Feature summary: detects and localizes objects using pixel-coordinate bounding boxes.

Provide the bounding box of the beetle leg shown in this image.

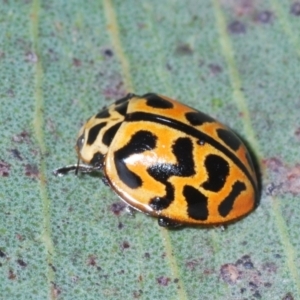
[158,217,182,228]
[53,165,78,176]
[53,164,101,177]
[125,205,136,216]
[101,176,110,186]
[218,225,227,231]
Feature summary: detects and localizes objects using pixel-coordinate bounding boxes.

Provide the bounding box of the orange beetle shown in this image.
[54,93,258,227]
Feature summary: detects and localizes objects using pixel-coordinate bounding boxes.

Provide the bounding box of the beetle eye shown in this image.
[76,133,85,151]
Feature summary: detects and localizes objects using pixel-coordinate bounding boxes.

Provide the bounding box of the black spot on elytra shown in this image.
[114,131,157,189]
[95,109,110,119]
[115,101,129,116]
[185,111,215,126]
[150,182,174,210]
[148,137,195,211]
[183,185,208,221]
[87,122,107,145]
[218,181,246,217]
[115,93,135,105]
[143,93,174,109]
[90,152,104,167]
[202,154,229,192]
[217,128,241,151]
[102,122,122,146]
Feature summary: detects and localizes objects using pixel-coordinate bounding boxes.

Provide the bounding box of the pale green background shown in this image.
[1,1,300,299]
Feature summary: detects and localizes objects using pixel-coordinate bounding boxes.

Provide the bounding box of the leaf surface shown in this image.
[1,1,300,299]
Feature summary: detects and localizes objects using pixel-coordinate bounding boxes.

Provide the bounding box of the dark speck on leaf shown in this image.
[10,149,23,161]
[282,292,295,300]
[25,164,39,179]
[8,269,16,280]
[121,241,130,250]
[12,131,31,143]
[295,127,300,141]
[264,282,272,288]
[255,10,274,24]
[0,250,6,257]
[186,258,201,270]
[220,263,240,284]
[228,20,246,34]
[17,259,27,267]
[166,63,172,71]
[157,276,170,286]
[208,63,222,75]
[262,261,277,273]
[51,283,61,298]
[49,263,56,272]
[236,255,255,270]
[0,161,11,177]
[25,51,38,63]
[244,260,254,269]
[7,89,14,97]
[291,2,300,16]
[110,202,126,215]
[175,43,193,55]
[103,48,114,57]
[249,281,258,289]
[133,290,143,298]
[253,290,262,298]
[87,255,97,266]
[73,58,81,67]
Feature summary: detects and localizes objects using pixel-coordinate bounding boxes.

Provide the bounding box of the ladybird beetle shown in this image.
[54,93,258,227]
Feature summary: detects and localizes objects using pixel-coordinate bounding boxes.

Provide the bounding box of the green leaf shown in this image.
[1,0,300,299]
